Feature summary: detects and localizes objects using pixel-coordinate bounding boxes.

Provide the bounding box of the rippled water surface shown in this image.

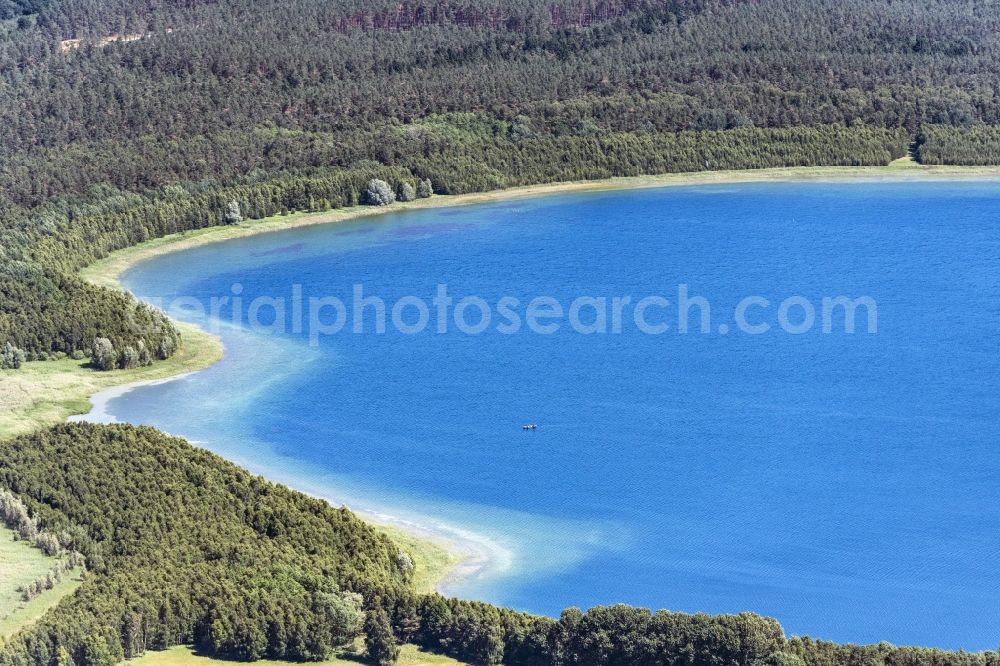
[100,182,1000,648]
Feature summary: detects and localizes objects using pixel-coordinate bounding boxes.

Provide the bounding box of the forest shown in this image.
[3,0,1000,360]
[2,0,1000,663]
[2,424,1000,666]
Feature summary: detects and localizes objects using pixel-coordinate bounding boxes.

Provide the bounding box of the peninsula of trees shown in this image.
[2,424,999,666]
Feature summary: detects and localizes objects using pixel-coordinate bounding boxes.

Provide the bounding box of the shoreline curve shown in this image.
[69,163,1000,594]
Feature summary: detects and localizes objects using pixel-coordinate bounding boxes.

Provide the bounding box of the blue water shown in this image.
[103,182,999,649]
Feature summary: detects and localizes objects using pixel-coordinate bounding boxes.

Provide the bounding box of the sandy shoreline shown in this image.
[67,371,202,424]
[80,162,1000,289]
[73,163,1000,593]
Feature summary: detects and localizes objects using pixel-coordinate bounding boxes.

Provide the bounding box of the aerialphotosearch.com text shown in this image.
[148,283,879,345]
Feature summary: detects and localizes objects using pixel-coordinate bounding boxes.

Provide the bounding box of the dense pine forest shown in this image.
[3,0,1000,663]
[3,0,1000,359]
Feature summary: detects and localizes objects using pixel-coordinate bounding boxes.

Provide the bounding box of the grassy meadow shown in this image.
[128,644,470,666]
[376,525,463,594]
[0,322,221,440]
[0,525,83,640]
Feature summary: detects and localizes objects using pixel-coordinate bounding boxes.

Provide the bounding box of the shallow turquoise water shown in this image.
[105,182,999,649]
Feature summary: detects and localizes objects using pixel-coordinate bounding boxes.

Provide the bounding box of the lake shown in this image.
[91,181,1000,649]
